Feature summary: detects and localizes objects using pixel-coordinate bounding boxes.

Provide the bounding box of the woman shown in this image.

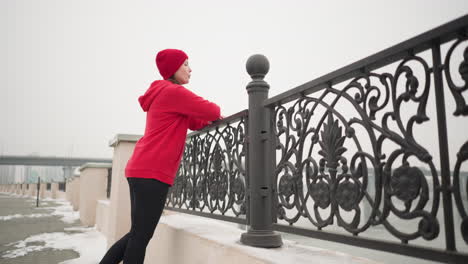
[100,49,221,264]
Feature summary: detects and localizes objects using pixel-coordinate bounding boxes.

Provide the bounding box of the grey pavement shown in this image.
[0,192,80,264]
[1,191,463,264]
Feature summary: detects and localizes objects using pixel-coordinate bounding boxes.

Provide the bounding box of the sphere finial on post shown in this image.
[246,54,270,80]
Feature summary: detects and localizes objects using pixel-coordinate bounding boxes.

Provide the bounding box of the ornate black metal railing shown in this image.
[165,110,249,225]
[265,15,468,263]
[162,14,468,263]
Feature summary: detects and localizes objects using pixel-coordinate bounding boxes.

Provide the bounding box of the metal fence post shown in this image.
[36,177,40,207]
[240,54,282,248]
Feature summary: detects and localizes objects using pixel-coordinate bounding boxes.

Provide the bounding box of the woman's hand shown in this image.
[207,115,224,125]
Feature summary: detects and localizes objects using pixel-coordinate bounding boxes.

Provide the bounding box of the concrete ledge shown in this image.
[96,199,111,239]
[79,166,108,226]
[144,212,380,264]
[108,134,142,147]
[56,190,66,200]
[79,162,112,171]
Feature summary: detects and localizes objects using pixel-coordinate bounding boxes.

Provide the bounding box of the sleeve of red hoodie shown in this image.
[167,85,221,121]
[188,117,210,131]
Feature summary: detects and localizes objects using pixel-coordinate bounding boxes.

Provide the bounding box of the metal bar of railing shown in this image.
[432,41,457,251]
[187,109,249,138]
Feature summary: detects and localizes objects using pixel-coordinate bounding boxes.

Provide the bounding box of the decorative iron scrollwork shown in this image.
[274,53,442,242]
[444,37,468,116]
[389,164,423,204]
[453,141,468,244]
[166,114,248,218]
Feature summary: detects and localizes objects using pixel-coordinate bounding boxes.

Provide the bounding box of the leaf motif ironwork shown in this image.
[274,54,441,242]
[166,115,248,218]
[444,37,468,116]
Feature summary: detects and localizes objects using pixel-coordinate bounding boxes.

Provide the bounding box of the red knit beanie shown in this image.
[155,49,188,80]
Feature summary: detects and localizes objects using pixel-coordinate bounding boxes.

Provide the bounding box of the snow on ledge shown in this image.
[158,212,381,264]
[97,199,111,205]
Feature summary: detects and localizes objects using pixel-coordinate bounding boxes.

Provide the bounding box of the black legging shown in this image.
[99,177,170,264]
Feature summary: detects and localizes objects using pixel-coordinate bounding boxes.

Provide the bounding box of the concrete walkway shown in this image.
[0,192,104,264]
[0,191,452,264]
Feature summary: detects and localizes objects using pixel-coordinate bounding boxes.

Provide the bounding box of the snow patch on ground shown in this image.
[0,213,49,221]
[32,199,79,224]
[1,193,106,263]
[2,227,107,264]
[0,199,79,224]
[50,201,80,224]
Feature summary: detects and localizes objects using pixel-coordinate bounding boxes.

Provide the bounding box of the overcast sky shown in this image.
[1,0,468,160]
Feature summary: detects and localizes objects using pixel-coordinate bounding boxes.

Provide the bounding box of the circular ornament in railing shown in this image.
[278,173,295,202]
[194,184,203,201]
[232,177,245,200]
[390,164,423,203]
[345,127,355,138]
[209,182,218,200]
[459,47,468,82]
[186,180,193,199]
[310,180,331,209]
[418,217,439,240]
[461,217,468,244]
[336,180,359,211]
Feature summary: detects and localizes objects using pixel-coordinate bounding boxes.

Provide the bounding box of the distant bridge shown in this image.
[0,155,112,167]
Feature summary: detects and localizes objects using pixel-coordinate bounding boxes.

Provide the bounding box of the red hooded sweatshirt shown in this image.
[125,80,221,185]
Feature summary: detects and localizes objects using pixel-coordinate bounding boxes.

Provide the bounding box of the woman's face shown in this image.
[174,59,192,84]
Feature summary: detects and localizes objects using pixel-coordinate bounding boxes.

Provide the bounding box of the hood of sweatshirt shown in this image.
[138,80,170,112]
